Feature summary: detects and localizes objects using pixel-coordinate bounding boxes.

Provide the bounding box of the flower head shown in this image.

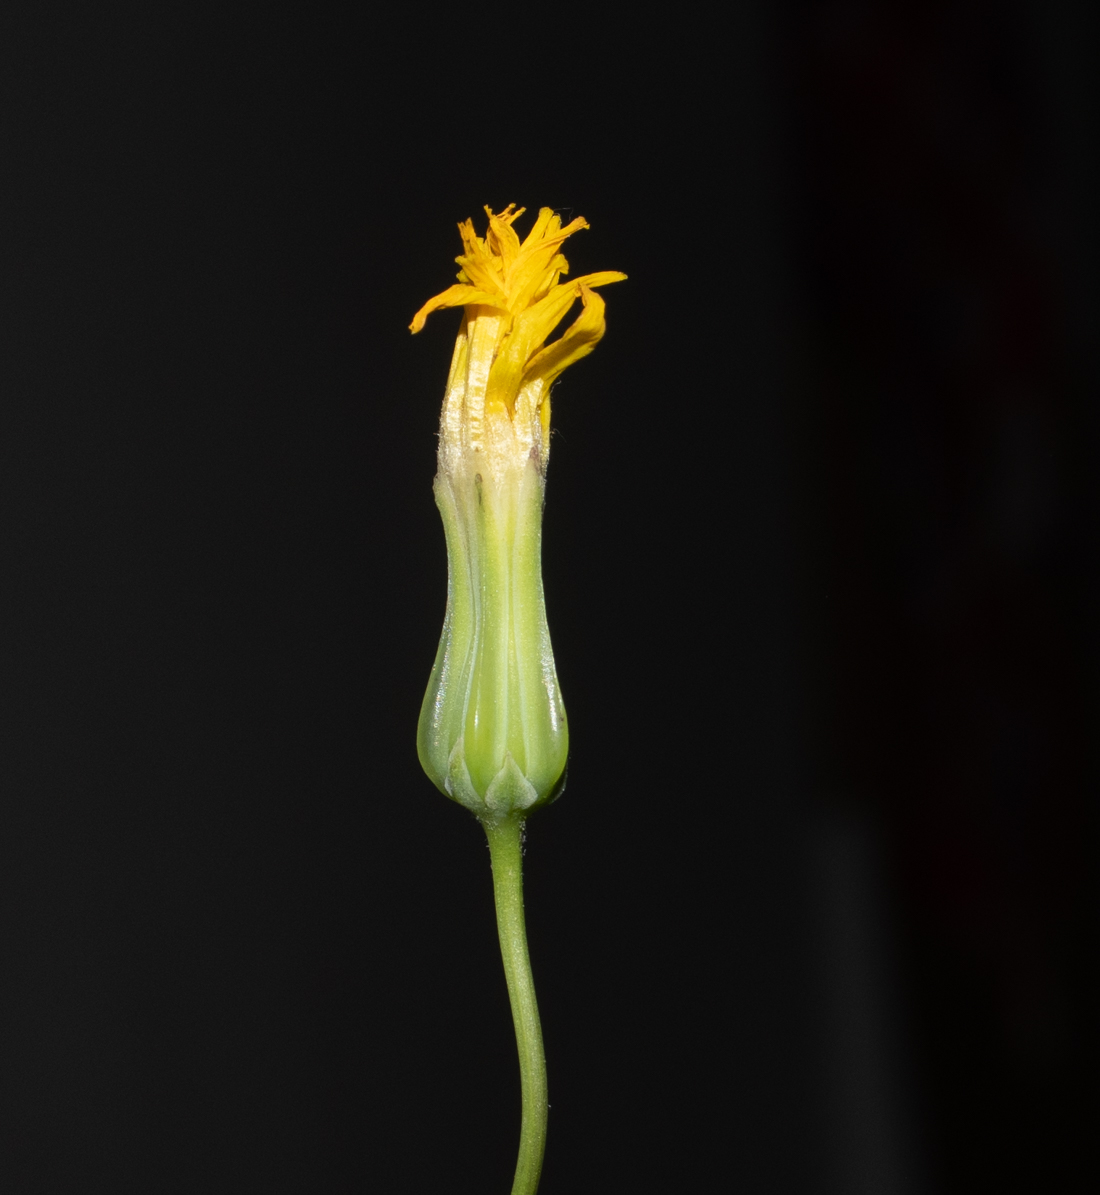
[414,206,623,821]
[411,205,626,480]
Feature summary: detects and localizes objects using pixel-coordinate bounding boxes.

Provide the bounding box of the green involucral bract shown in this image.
[417,452,568,820]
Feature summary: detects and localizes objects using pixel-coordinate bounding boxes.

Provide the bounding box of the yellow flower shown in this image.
[410,205,626,481]
[413,205,624,820]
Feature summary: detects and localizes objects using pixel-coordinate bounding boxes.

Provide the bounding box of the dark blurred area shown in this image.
[1,2,1095,1191]
[787,2,1098,1189]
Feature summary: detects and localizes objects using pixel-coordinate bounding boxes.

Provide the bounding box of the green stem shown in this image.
[483,816,547,1195]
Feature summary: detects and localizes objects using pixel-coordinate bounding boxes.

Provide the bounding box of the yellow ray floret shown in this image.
[410,206,626,442]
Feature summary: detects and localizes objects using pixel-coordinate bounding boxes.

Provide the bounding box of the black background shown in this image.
[2,2,1096,1192]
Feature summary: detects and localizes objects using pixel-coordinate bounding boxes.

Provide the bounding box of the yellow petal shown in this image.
[512,270,627,360]
[454,218,506,293]
[454,253,504,295]
[482,290,576,415]
[520,208,561,246]
[485,205,525,272]
[508,212,590,312]
[564,270,628,292]
[522,284,610,389]
[409,284,505,334]
[531,253,570,304]
[482,271,628,411]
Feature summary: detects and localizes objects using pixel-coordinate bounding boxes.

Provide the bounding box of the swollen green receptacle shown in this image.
[417,452,568,821]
